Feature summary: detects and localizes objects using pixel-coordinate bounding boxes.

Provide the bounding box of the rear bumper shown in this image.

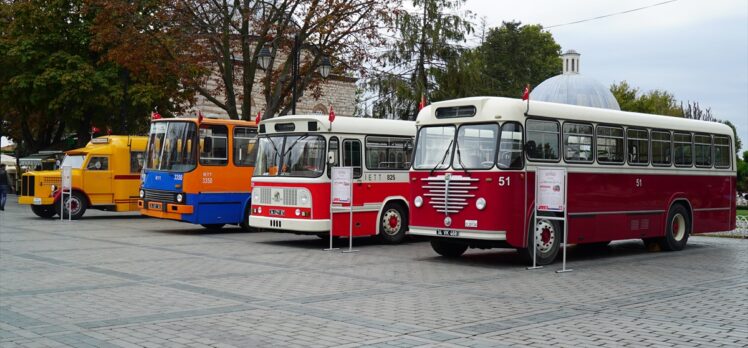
[249,215,330,232]
[18,196,54,206]
[408,225,507,241]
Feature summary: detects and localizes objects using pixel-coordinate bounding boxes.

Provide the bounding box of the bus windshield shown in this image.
[60,155,86,169]
[254,135,326,177]
[413,126,455,170]
[145,121,198,172]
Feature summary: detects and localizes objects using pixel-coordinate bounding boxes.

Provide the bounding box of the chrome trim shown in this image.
[421,174,478,215]
[569,209,666,217]
[693,207,732,212]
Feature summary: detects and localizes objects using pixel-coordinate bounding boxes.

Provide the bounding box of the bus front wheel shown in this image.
[520,218,561,266]
[31,205,57,218]
[431,240,468,258]
[56,191,87,220]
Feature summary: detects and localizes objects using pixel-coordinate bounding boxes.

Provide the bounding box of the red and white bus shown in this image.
[249,115,416,243]
[409,97,737,265]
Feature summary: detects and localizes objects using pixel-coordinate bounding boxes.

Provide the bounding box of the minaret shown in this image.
[562,50,580,75]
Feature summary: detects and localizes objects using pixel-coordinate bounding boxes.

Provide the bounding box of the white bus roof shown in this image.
[416,97,733,137]
[260,114,416,137]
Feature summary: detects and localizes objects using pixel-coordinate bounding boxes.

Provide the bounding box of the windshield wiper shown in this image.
[430,139,453,175]
[279,135,308,175]
[454,139,469,175]
[266,136,282,169]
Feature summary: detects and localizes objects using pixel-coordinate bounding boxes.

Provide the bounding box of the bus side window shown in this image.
[130,151,144,173]
[200,125,228,166]
[342,139,362,178]
[87,156,109,171]
[498,122,523,169]
[327,137,339,178]
[233,127,258,167]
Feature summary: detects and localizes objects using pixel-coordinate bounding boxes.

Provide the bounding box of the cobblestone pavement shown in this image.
[1,199,747,348]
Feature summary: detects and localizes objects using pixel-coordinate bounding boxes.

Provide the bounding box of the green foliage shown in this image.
[610,81,683,116]
[738,151,748,193]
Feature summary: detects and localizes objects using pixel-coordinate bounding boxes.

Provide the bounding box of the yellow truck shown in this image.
[18,136,148,219]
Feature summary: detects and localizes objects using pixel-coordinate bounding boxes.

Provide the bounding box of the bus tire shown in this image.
[56,191,87,220]
[431,240,468,258]
[239,205,253,232]
[659,204,691,251]
[520,218,561,266]
[378,203,407,244]
[31,205,57,218]
[201,224,225,231]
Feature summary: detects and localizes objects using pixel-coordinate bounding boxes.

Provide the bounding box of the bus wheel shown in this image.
[521,218,561,266]
[378,203,407,244]
[31,205,57,218]
[431,240,468,258]
[239,205,254,232]
[201,224,225,231]
[659,204,691,251]
[56,192,87,220]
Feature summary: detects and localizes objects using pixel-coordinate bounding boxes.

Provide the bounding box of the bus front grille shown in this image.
[283,188,297,206]
[22,175,35,196]
[421,174,478,215]
[143,189,175,203]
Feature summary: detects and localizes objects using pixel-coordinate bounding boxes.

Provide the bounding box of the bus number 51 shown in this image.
[499,176,511,186]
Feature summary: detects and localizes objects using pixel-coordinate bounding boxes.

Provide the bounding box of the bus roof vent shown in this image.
[435,106,476,119]
[274,123,296,132]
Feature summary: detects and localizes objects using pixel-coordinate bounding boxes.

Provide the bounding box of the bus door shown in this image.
[331,138,371,237]
[83,155,113,205]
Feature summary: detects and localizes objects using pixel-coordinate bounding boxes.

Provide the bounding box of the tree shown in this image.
[738,151,748,193]
[478,21,560,98]
[368,0,474,119]
[610,81,682,116]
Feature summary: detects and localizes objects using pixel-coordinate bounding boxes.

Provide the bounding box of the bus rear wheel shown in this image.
[378,203,407,244]
[520,218,561,266]
[31,205,57,218]
[201,224,225,231]
[431,240,468,258]
[659,204,691,251]
[55,191,87,220]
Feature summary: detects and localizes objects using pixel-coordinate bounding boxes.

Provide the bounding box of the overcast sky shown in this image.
[463,0,748,151]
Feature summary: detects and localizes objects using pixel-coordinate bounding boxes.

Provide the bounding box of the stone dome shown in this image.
[530,50,620,110]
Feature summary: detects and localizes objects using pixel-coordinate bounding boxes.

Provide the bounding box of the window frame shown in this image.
[453,122,500,170]
[626,127,650,166]
[199,124,229,167]
[693,133,713,168]
[232,126,258,167]
[650,129,672,167]
[562,121,595,164]
[342,138,363,179]
[497,121,524,170]
[364,135,414,171]
[327,136,340,178]
[595,124,625,166]
[673,131,694,168]
[713,134,732,169]
[412,125,457,171]
[130,151,145,173]
[86,156,110,171]
[525,118,561,163]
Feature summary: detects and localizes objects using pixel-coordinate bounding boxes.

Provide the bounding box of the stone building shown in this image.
[192,48,358,119]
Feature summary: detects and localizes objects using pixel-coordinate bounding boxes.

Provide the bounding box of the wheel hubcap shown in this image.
[535,220,556,254]
[672,213,686,241]
[382,209,402,236]
[66,197,80,215]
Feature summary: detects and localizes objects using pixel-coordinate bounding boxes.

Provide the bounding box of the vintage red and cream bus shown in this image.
[249,115,416,243]
[409,97,736,265]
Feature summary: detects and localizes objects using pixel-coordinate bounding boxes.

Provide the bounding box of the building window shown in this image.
[526,119,559,161]
[563,122,593,163]
[312,104,327,115]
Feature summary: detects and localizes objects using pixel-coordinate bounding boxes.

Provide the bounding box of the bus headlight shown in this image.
[253,189,261,201]
[176,193,184,203]
[414,196,423,208]
[476,197,486,210]
[51,185,57,192]
[299,189,310,206]
[139,189,145,198]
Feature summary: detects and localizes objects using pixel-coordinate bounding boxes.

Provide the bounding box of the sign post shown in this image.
[527,167,570,272]
[61,165,72,222]
[328,167,355,252]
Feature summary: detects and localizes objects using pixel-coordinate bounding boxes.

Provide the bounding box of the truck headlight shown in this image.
[176,193,184,203]
[414,196,423,208]
[139,189,145,198]
[476,197,486,210]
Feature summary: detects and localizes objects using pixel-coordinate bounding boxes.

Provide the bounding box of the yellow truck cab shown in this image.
[18,136,148,219]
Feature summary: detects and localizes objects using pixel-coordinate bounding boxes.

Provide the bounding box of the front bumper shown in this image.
[249,215,330,232]
[18,196,54,206]
[408,225,507,241]
[138,200,194,221]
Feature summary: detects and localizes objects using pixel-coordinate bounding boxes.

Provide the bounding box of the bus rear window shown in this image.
[714,136,731,169]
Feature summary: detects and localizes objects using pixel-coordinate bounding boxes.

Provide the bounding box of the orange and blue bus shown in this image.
[138,117,258,230]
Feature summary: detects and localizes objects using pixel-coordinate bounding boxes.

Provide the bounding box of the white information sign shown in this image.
[61,165,72,190]
[331,167,353,204]
[536,167,566,212]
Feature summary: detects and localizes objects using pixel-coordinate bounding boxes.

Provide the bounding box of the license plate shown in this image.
[436,229,459,237]
[269,209,285,216]
[148,202,163,210]
[33,198,42,205]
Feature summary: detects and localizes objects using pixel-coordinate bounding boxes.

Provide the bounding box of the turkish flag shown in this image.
[255,111,262,125]
[521,84,530,101]
[91,126,100,134]
[418,94,426,111]
[151,111,162,120]
[328,105,335,123]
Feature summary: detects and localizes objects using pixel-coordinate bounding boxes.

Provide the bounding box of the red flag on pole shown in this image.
[197,110,204,124]
[255,111,262,125]
[521,84,530,101]
[418,94,426,111]
[328,105,336,123]
[91,126,100,134]
[151,111,162,120]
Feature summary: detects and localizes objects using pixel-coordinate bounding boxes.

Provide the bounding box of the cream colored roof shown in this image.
[260,115,416,137]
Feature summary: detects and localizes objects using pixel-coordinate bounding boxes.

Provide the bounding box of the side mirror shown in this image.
[327,151,336,164]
